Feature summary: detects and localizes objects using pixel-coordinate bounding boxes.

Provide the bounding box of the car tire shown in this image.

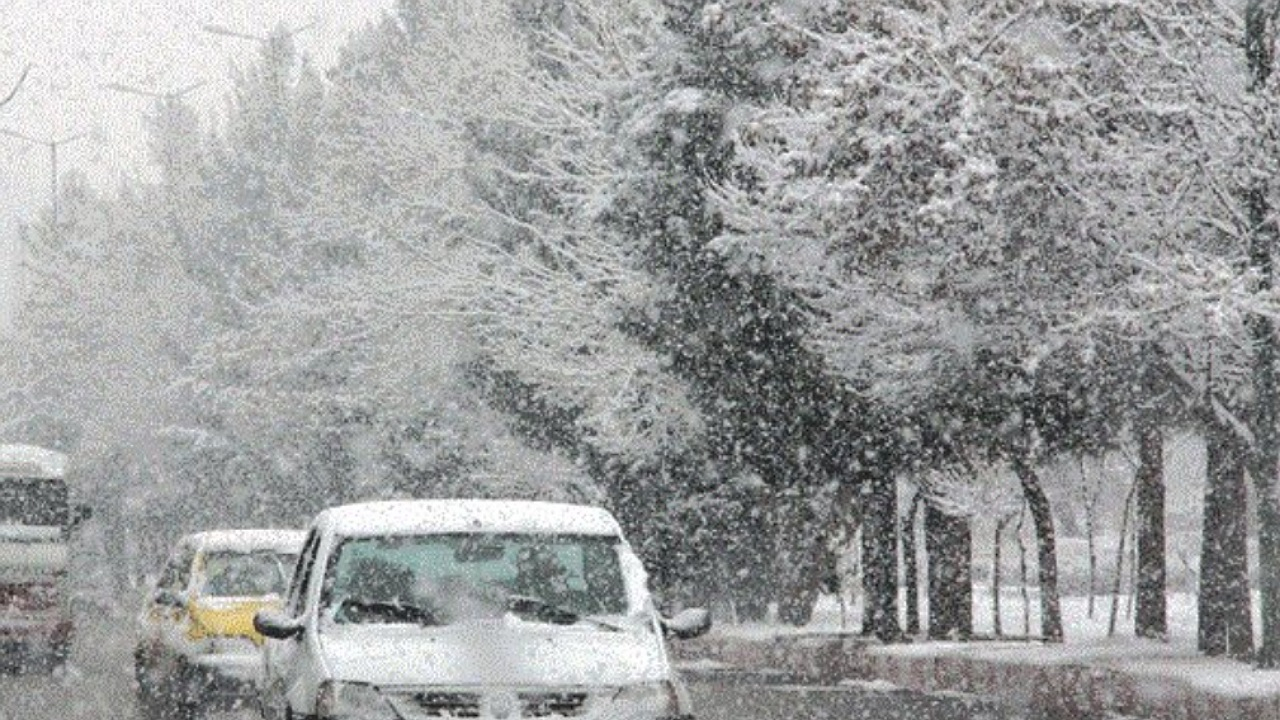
[259,682,289,720]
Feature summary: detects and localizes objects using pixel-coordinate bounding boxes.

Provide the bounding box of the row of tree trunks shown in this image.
[1245,0,1280,670]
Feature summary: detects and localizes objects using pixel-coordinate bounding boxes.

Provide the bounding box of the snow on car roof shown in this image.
[183,529,307,554]
[0,444,67,479]
[316,499,624,538]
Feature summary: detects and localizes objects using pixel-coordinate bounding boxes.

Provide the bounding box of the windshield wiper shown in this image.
[506,594,623,632]
[338,598,440,626]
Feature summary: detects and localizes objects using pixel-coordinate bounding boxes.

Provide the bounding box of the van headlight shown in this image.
[316,680,397,720]
[609,681,690,719]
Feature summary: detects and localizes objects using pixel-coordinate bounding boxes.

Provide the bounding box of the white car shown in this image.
[255,499,711,720]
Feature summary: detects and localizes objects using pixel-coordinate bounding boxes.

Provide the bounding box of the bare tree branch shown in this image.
[0,64,31,111]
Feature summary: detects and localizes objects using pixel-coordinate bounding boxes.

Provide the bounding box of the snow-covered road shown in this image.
[0,610,139,719]
[0,613,1014,720]
[0,609,252,720]
[686,668,1017,720]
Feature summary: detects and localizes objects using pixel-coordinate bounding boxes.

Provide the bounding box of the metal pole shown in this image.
[0,130,85,235]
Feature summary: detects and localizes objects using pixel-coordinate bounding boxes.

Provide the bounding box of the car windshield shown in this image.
[201,550,296,598]
[0,478,68,528]
[322,533,628,626]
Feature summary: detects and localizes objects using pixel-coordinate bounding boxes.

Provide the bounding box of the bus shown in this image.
[0,444,90,670]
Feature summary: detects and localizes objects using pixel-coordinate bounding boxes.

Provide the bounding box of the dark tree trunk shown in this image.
[902,491,922,635]
[1135,419,1167,639]
[1079,456,1099,620]
[1109,478,1137,637]
[1013,456,1063,642]
[1017,505,1031,636]
[993,514,1012,637]
[776,493,822,626]
[1246,0,1280,669]
[925,503,972,639]
[1200,422,1254,659]
[860,469,901,641]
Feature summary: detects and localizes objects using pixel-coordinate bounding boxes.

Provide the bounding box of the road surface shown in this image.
[687,668,1016,720]
[0,613,1015,720]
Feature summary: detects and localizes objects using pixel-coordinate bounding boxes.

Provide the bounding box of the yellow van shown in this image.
[134,529,305,720]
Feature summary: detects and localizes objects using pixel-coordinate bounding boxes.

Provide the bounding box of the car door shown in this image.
[137,541,197,692]
[140,543,193,653]
[157,545,199,660]
[262,529,320,720]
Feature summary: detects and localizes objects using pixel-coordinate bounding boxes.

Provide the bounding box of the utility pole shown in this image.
[201,19,317,118]
[1246,0,1280,669]
[105,81,206,104]
[201,19,317,45]
[0,128,87,233]
[104,81,206,177]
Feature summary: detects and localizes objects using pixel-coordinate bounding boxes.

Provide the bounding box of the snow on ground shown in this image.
[717,590,1280,700]
[0,602,254,720]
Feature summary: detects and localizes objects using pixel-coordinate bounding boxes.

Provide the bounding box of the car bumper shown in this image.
[184,653,261,707]
[0,618,72,647]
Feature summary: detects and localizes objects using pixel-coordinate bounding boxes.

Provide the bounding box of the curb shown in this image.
[674,634,1280,720]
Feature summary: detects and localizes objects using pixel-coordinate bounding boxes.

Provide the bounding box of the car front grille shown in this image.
[398,689,591,718]
[519,691,589,717]
[411,691,482,717]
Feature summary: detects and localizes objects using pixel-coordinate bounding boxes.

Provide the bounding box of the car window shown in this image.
[321,533,628,625]
[156,543,196,594]
[201,550,296,597]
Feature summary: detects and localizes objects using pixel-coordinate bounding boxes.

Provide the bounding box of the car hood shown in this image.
[319,619,671,688]
[191,596,282,644]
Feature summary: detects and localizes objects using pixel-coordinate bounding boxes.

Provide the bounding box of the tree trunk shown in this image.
[1080,456,1099,620]
[1017,504,1031,636]
[903,491,922,636]
[776,491,822,626]
[1200,421,1254,659]
[1109,478,1137,637]
[1013,456,1063,642]
[1135,419,1167,639]
[1246,0,1280,669]
[994,513,1011,637]
[925,502,972,639]
[860,469,901,641]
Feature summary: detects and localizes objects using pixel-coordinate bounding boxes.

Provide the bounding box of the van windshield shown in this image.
[0,477,68,528]
[322,533,628,626]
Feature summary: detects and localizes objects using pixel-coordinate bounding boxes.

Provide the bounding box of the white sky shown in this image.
[0,0,396,325]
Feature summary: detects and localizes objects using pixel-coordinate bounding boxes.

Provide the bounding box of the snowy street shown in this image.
[686,669,1014,720]
[0,613,1014,720]
[11,0,1280,718]
[0,610,143,720]
[0,609,250,720]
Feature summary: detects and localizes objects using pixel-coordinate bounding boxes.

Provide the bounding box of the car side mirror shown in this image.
[662,608,712,640]
[154,589,186,609]
[68,504,92,529]
[255,610,304,640]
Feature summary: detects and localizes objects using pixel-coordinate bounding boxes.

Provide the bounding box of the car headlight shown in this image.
[316,680,398,720]
[609,681,690,720]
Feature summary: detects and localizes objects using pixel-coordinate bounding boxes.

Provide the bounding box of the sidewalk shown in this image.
[674,595,1280,719]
